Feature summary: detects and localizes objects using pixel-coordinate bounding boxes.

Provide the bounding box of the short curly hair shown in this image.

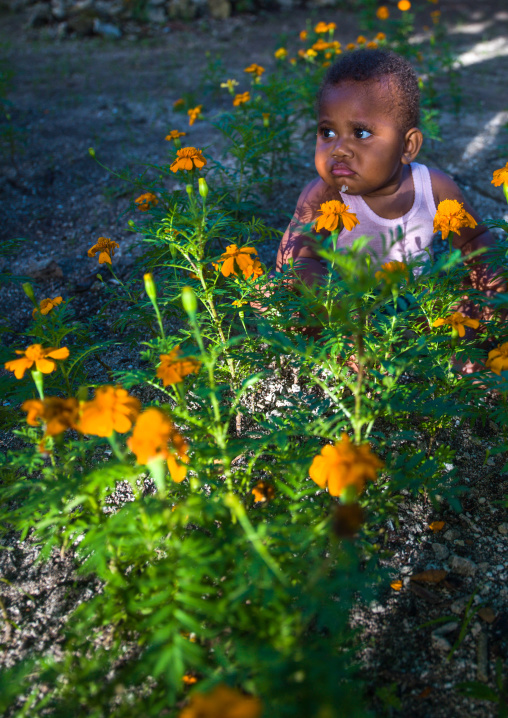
[318,49,420,132]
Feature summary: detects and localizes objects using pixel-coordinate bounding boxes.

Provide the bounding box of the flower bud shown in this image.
[128,220,135,228]
[22,282,37,305]
[186,184,194,197]
[144,273,157,303]
[182,286,197,317]
[198,177,209,199]
[88,147,95,157]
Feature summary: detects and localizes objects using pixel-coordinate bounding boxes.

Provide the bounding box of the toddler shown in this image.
[276,49,498,295]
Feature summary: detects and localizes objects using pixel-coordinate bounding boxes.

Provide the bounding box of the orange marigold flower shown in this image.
[274,47,287,59]
[183,674,198,685]
[244,63,265,77]
[252,480,275,503]
[215,244,258,279]
[430,9,440,22]
[433,199,477,240]
[179,684,262,718]
[5,344,69,379]
[432,312,480,338]
[492,162,508,187]
[376,32,386,41]
[398,0,411,10]
[127,408,188,482]
[165,130,187,141]
[299,30,308,40]
[233,92,251,107]
[390,580,403,591]
[312,38,330,51]
[375,261,409,283]
[88,237,120,265]
[32,296,63,318]
[315,21,335,33]
[187,105,203,126]
[22,396,79,436]
[485,342,508,375]
[366,41,378,49]
[330,40,341,52]
[170,147,207,173]
[157,346,201,386]
[376,5,389,19]
[79,386,141,437]
[315,200,360,233]
[309,433,383,497]
[135,193,159,212]
[357,35,367,44]
[346,42,356,51]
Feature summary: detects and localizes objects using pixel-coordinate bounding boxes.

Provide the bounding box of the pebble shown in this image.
[444,529,459,541]
[451,596,470,615]
[478,497,486,504]
[498,523,508,535]
[431,543,450,560]
[432,633,452,653]
[449,555,477,577]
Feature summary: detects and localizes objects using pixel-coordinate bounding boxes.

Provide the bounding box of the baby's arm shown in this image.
[276,178,332,288]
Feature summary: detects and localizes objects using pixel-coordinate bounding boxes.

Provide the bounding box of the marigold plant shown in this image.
[252,481,275,503]
[274,48,288,59]
[170,147,207,173]
[188,105,203,126]
[157,346,201,386]
[32,296,63,317]
[315,200,359,233]
[215,244,259,279]
[87,237,120,264]
[315,22,335,33]
[432,311,480,337]
[233,92,251,107]
[5,344,69,379]
[165,130,187,141]
[492,162,508,187]
[376,6,389,19]
[127,407,188,482]
[309,434,383,498]
[244,63,265,77]
[398,0,411,10]
[79,385,141,437]
[22,397,79,436]
[375,261,408,283]
[179,684,262,718]
[135,193,159,212]
[433,199,477,239]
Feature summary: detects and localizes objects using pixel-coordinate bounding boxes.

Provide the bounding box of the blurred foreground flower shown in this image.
[32,296,63,318]
[5,344,69,379]
[433,199,477,239]
[233,92,250,107]
[244,63,265,77]
[299,30,307,40]
[376,32,386,41]
[356,35,367,44]
[432,312,480,338]
[309,433,383,497]
[88,237,120,264]
[22,397,78,436]
[157,346,201,386]
[315,200,359,233]
[332,503,364,538]
[485,342,508,374]
[315,21,336,33]
[170,147,207,172]
[274,47,288,59]
[215,244,260,279]
[188,105,203,126]
[398,0,411,10]
[376,5,389,19]
[375,261,408,283]
[135,193,159,212]
[128,408,188,482]
[79,386,141,437]
[492,162,508,187]
[179,684,262,718]
[252,481,275,503]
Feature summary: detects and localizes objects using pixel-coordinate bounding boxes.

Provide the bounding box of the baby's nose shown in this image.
[331,138,353,158]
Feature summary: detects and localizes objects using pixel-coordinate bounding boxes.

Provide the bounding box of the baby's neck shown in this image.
[352,164,414,220]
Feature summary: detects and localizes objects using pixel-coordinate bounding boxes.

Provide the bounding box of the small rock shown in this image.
[27,2,51,27]
[478,497,486,504]
[449,555,477,577]
[443,529,458,541]
[431,543,450,561]
[93,18,122,37]
[478,562,490,572]
[498,523,508,536]
[431,633,452,652]
[434,621,459,635]
[26,259,64,280]
[451,596,471,615]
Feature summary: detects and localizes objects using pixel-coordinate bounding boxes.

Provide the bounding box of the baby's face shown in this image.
[315,79,409,197]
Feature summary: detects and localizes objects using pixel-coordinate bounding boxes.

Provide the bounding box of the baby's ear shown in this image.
[401,127,423,165]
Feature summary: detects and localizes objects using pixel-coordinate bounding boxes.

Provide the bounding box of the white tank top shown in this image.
[336,162,438,264]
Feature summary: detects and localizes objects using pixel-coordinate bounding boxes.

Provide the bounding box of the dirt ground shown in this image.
[1,2,508,716]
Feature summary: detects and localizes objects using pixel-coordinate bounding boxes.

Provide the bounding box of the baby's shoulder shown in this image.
[427,166,465,205]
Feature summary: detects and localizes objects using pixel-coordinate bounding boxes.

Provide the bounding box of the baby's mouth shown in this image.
[331,162,355,177]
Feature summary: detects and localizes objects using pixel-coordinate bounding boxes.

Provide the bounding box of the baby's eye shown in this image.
[354,128,372,139]
[320,127,336,139]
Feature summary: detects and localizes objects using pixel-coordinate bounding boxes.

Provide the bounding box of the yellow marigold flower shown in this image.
[157,346,201,386]
[289,57,297,64]
[492,162,508,187]
[187,105,203,126]
[179,684,262,718]
[375,261,409,283]
[22,396,79,436]
[299,30,307,40]
[398,0,411,10]
[135,193,159,212]
[433,199,477,240]
[88,237,120,265]
[366,41,378,49]
[376,32,386,41]
[165,130,187,141]
[309,433,383,497]
[357,35,367,44]
[305,48,318,59]
[220,78,239,91]
[170,147,207,173]
[486,342,508,375]
[432,312,480,338]
[346,43,356,51]
[127,408,188,482]
[330,40,341,52]
[232,299,247,307]
[32,296,63,318]
[79,386,141,437]
[315,200,360,233]
[376,5,389,19]
[233,91,251,107]
[274,47,287,59]
[5,344,69,379]
[215,244,258,279]
[252,480,275,503]
[173,98,185,108]
[244,63,265,77]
